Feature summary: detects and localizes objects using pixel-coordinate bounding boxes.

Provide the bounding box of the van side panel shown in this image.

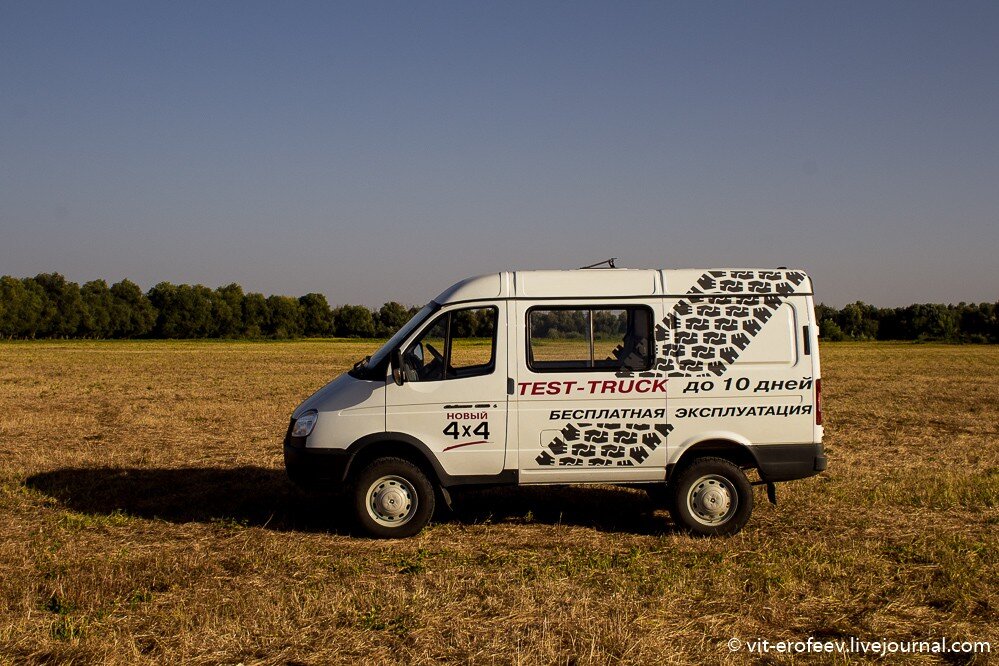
[512,269,821,485]
[665,294,818,466]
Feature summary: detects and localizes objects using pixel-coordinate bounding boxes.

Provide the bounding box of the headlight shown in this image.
[291,410,318,438]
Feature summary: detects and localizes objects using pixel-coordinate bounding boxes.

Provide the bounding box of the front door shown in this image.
[386,303,508,477]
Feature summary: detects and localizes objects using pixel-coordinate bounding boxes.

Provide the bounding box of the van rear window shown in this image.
[527,306,652,372]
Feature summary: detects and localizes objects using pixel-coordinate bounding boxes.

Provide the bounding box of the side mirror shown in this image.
[391,349,405,386]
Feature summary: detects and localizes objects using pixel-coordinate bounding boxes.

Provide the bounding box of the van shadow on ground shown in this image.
[25,466,672,536]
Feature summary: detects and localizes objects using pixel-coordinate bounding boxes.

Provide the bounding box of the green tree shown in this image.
[334,305,376,338]
[958,302,996,343]
[819,318,846,341]
[299,293,333,337]
[148,283,214,338]
[0,277,10,337]
[375,301,411,337]
[992,301,999,343]
[211,283,245,338]
[0,276,44,338]
[265,295,303,339]
[242,292,269,338]
[910,303,959,341]
[79,280,114,338]
[837,301,879,340]
[109,279,156,338]
[33,273,83,338]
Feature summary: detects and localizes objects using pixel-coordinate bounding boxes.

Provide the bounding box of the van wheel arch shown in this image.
[668,438,760,482]
[345,433,445,489]
[648,439,759,511]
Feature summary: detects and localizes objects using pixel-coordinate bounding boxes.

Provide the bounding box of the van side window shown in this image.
[528,306,652,372]
[402,306,498,382]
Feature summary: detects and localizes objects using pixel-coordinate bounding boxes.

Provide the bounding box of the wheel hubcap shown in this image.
[366,475,418,527]
[687,474,738,526]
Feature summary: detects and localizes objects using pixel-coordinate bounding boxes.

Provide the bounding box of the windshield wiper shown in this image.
[352,355,371,371]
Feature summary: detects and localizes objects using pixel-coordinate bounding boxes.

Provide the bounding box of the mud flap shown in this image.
[438,485,454,511]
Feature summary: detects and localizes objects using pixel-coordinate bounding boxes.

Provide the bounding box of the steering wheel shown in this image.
[425,343,445,364]
[424,342,458,378]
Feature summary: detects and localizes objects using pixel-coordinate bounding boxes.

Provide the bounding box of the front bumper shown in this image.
[283,420,350,489]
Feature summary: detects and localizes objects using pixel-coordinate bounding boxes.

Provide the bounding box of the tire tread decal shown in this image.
[656,269,806,378]
[535,269,806,467]
[536,422,673,467]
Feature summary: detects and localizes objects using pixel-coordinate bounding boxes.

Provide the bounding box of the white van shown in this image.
[284,268,826,538]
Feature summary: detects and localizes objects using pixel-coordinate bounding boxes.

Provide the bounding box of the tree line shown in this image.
[0,273,996,342]
[528,309,629,340]
[815,301,998,343]
[0,273,418,339]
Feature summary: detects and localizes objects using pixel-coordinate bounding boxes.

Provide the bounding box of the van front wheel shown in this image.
[669,457,753,536]
[352,457,436,538]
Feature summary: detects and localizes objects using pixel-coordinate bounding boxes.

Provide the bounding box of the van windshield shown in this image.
[349,302,439,380]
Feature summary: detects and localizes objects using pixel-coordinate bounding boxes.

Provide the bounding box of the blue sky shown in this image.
[1,1,997,307]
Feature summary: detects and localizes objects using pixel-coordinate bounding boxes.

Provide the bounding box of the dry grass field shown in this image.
[1,341,997,664]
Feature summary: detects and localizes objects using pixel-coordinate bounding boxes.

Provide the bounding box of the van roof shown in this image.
[433,268,813,305]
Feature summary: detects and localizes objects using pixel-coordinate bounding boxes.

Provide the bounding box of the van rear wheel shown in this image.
[352,457,435,538]
[669,457,753,536]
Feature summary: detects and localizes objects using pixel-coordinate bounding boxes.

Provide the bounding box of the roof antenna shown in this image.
[580,258,617,269]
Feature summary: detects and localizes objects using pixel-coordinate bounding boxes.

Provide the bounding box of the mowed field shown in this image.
[1,341,997,664]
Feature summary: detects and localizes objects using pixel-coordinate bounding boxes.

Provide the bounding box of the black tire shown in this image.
[352,457,436,539]
[668,457,754,536]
